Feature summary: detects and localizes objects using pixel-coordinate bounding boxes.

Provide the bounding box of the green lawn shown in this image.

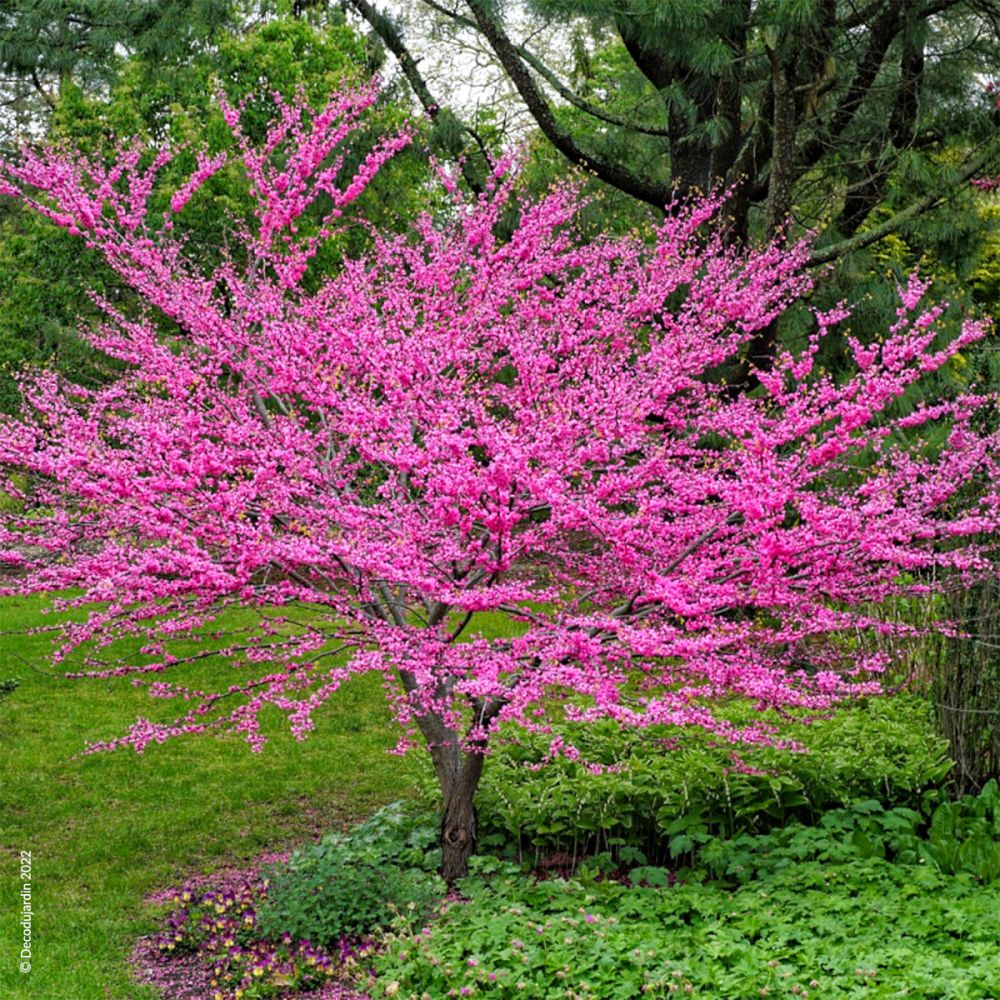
[0,594,426,999]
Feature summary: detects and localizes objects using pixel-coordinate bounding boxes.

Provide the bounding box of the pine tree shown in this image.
[0,0,235,135]
[349,0,1000,255]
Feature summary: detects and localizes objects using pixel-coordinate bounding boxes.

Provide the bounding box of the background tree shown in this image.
[346,0,1000,383]
[2,86,998,880]
[350,1,1000,249]
[0,0,235,141]
[0,5,432,410]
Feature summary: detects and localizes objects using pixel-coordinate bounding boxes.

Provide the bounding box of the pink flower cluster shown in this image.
[0,83,998,764]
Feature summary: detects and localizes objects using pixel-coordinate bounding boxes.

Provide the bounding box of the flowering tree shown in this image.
[1,84,998,881]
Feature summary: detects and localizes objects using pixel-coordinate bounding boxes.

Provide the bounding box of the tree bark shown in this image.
[617,22,713,192]
[430,741,485,884]
[708,0,749,191]
[725,44,798,391]
[765,49,796,239]
[399,668,502,884]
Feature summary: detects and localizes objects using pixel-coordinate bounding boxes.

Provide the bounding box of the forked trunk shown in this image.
[431,744,485,885]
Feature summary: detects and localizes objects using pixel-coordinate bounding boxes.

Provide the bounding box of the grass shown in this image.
[0,594,427,999]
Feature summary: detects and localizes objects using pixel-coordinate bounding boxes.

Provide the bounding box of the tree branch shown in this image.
[463,0,675,209]
[797,1,904,174]
[419,0,673,137]
[807,140,1000,266]
[345,0,486,193]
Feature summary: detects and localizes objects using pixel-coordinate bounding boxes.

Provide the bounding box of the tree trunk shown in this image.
[402,673,498,885]
[765,49,796,239]
[431,743,486,884]
[723,45,797,394]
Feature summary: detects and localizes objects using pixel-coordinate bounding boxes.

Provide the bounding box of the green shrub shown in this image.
[472,697,952,866]
[373,856,1000,999]
[701,780,1000,884]
[914,778,1000,881]
[256,801,444,946]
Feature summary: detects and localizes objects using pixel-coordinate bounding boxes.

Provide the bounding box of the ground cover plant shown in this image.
[134,783,1000,999]
[256,802,445,946]
[698,782,1000,884]
[135,802,443,998]
[372,853,1000,999]
[1,79,999,893]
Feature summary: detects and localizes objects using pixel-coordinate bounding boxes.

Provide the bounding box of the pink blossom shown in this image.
[0,84,997,793]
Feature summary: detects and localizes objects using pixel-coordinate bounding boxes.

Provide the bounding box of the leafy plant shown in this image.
[150,868,365,999]
[373,857,1000,998]
[700,782,1000,885]
[473,698,952,868]
[918,779,1000,881]
[256,802,444,946]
